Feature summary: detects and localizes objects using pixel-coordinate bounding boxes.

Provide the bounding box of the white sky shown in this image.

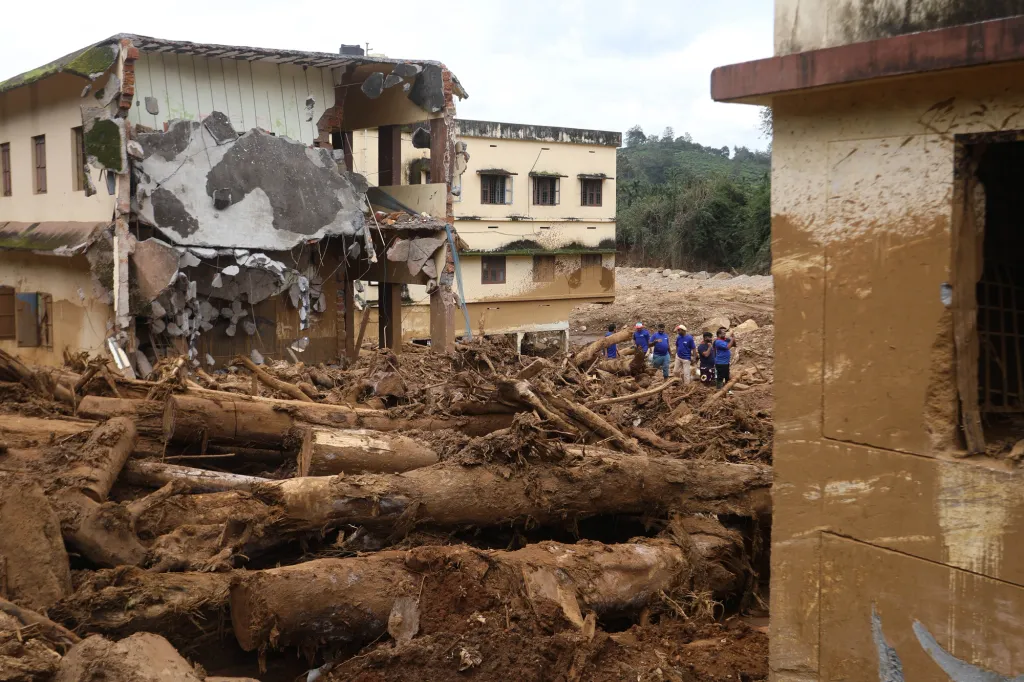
[0,0,774,150]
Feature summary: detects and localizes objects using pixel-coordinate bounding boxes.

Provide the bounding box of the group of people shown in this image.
[605,322,735,389]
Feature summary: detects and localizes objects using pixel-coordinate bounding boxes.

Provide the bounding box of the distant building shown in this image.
[713,2,1024,679]
[352,120,620,351]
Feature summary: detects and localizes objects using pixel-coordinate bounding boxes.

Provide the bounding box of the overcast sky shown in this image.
[0,0,773,150]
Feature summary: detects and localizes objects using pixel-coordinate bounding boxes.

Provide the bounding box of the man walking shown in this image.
[650,324,671,379]
[605,323,619,359]
[713,327,736,390]
[674,325,696,383]
[633,322,651,355]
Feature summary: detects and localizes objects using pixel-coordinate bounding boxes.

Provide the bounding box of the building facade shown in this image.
[351,120,619,350]
[0,35,465,369]
[713,3,1024,680]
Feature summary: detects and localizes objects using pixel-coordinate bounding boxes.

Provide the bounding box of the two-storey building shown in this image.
[352,120,620,351]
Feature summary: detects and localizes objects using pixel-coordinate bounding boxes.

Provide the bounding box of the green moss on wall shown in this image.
[0,42,118,94]
[85,119,124,173]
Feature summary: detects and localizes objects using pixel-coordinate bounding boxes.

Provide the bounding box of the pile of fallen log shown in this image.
[0,340,773,680]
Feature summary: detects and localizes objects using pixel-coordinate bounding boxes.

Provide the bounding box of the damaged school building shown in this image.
[0,34,468,370]
[712,2,1024,679]
[345,120,619,353]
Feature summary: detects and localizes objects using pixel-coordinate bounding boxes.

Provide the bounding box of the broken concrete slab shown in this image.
[387,237,445,277]
[393,63,422,78]
[83,112,127,174]
[133,117,365,250]
[384,73,404,89]
[203,111,238,145]
[130,239,179,305]
[408,64,445,113]
[411,127,431,149]
[361,72,385,99]
[144,96,159,115]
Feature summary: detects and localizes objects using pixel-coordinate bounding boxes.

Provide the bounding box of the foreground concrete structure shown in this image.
[714,3,1024,680]
[0,35,465,367]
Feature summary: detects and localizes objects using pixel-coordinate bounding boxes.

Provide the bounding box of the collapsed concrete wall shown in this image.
[132,114,367,250]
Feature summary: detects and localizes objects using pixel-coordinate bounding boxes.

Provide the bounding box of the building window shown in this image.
[582,179,603,206]
[0,143,10,197]
[32,135,46,194]
[15,292,52,348]
[533,255,556,283]
[481,174,511,205]
[481,256,506,284]
[0,287,14,339]
[533,177,559,205]
[72,127,87,192]
[581,253,603,282]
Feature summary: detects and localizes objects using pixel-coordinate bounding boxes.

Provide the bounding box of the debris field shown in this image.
[0,324,772,681]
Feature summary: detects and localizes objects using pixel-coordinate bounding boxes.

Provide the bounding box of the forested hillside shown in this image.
[616,123,771,274]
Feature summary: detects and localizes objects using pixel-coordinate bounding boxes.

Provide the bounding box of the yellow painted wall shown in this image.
[0,252,110,366]
[770,61,1024,679]
[0,73,116,223]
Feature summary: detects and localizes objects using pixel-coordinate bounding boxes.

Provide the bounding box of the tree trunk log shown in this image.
[76,397,163,436]
[65,417,137,503]
[121,460,270,493]
[230,529,746,651]
[51,568,230,646]
[297,427,438,476]
[541,390,643,454]
[591,378,678,406]
[573,329,632,367]
[163,394,513,449]
[138,452,770,546]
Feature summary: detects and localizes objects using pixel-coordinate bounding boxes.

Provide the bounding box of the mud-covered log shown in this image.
[0,473,72,611]
[542,390,643,454]
[64,417,137,503]
[75,397,163,435]
[137,452,770,549]
[121,460,270,493]
[574,329,632,367]
[51,568,231,646]
[231,530,746,651]
[0,597,81,648]
[297,427,438,476]
[163,394,513,449]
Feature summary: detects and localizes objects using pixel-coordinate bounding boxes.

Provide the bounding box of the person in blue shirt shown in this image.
[713,327,737,389]
[633,322,651,354]
[605,323,618,359]
[673,324,696,384]
[650,324,671,379]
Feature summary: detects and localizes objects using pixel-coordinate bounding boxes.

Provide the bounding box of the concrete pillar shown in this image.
[378,282,402,352]
[377,125,401,186]
[342,277,356,361]
[429,94,458,352]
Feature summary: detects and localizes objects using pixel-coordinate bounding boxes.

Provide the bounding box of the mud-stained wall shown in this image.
[770,62,1024,679]
[775,0,1024,55]
[0,73,116,222]
[0,252,110,365]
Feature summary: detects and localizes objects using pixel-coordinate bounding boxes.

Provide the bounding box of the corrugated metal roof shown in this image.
[0,34,467,99]
[0,221,107,255]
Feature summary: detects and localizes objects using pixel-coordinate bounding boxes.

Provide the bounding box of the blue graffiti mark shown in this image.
[913,621,1024,682]
[873,605,905,682]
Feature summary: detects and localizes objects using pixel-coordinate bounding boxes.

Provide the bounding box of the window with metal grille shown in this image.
[481,256,506,284]
[581,179,603,206]
[533,255,556,282]
[72,127,87,192]
[0,143,10,197]
[32,135,46,194]
[533,177,558,205]
[480,175,509,204]
[0,287,14,339]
